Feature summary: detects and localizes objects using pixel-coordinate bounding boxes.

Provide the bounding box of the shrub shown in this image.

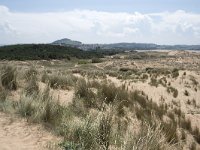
[184,90,189,96]
[119,67,130,72]
[141,73,148,80]
[0,66,17,90]
[150,77,159,87]
[172,68,179,78]
[167,86,178,98]
[78,60,88,64]
[159,77,167,87]
[91,58,102,63]
[190,76,198,86]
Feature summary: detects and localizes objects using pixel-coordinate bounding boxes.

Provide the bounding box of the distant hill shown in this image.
[52,38,200,51]
[52,38,82,46]
[0,44,104,60]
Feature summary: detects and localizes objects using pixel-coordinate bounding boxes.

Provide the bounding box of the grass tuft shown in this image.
[0,66,17,90]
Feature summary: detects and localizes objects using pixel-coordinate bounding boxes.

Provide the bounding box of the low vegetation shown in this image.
[0,66,17,90]
[0,53,199,150]
[167,86,178,98]
[42,73,77,90]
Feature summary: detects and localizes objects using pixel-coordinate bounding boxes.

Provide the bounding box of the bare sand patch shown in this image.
[0,112,61,150]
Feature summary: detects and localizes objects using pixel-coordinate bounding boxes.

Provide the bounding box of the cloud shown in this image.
[0,5,200,44]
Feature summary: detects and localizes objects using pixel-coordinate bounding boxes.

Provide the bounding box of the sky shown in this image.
[0,0,200,45]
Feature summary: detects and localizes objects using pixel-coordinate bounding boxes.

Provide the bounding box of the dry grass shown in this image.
[42,73,77,90]
[1,59,199,149]
[0,65,17,90]
[18,86,64,128]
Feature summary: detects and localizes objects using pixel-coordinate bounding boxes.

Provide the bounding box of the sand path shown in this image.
[0,112,61,150]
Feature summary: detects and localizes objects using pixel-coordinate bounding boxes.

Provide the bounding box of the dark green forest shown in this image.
[0,44,108,60]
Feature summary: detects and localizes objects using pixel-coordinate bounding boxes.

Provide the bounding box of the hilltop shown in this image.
[52,38,82,46]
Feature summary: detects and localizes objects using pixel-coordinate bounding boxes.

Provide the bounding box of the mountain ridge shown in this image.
[51,38,200,51]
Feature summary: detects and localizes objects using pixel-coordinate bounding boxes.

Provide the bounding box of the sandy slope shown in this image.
[0,112,61,150]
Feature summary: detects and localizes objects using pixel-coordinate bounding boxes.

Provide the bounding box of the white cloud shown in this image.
[0,5,200,45]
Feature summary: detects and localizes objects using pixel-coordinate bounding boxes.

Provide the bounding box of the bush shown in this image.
[91,58,102,63]
[150,77,159,87]
[190,76,198,86]
[184,90,189,96]
[172,68,179,78]
[1,66,17,90]
[159,77,167,87]
[78,60,89,64]
[141,73,148,80]
[167,86,178,98]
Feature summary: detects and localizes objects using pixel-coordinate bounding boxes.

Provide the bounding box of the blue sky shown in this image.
[0,0,200,13]
[0,0,200,44]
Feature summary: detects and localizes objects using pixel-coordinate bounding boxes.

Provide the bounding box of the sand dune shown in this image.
[0,112,61,150]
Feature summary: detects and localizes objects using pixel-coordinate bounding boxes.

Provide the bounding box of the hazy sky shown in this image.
[0,0,200,45]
